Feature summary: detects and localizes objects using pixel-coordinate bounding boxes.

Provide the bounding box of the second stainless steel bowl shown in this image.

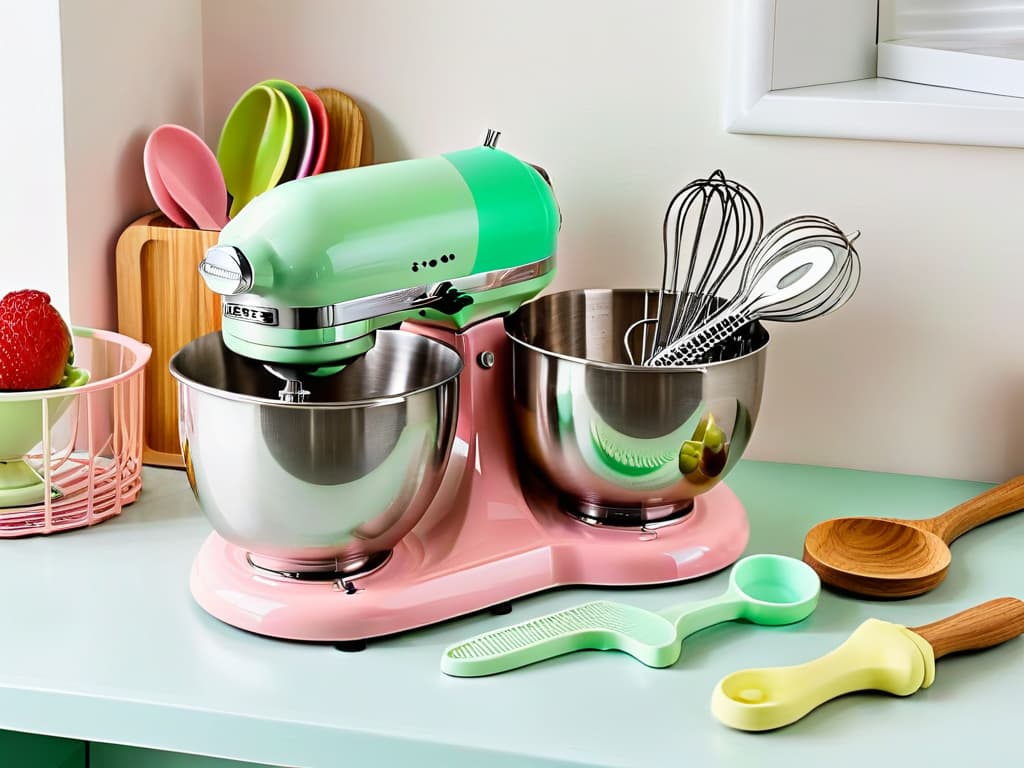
[505,289,768,525]
[170,330,462,573]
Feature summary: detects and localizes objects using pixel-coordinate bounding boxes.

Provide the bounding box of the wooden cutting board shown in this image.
[313,87,374,170]
[115,212,221,467]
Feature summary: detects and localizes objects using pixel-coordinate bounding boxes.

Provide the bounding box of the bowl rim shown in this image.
[0,327,151,402]
[169,329,464,409]
[504,288,771,373]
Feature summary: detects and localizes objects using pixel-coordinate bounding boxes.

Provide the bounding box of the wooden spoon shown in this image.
[803,475,1024,598]
[711,597,1024,732]
[313,87,373,170]
[359,111,374,166]
[912,596,1024,660]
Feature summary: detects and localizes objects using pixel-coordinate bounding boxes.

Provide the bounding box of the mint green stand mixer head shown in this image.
[198,130,560,385]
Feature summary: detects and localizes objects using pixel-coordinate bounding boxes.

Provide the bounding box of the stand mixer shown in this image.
[170,132,765,645]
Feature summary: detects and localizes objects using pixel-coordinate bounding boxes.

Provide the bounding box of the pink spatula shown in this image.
[144,125,228,231]
[298,86,330,176]
[143,131,192,228]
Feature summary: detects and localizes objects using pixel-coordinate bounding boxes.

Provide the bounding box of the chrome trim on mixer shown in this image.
[223,303,279,326]
[450,257,553,296]
[200,245,254,296]
[566,498,695,528]
[247,550,393,582]
[220,257,555,331]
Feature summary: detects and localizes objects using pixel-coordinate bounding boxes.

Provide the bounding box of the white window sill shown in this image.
[727,0,1024,149]
[727,77,1024,149]
[878,33,1024,100]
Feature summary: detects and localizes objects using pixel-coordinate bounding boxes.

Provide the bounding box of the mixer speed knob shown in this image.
[199,245,254,296]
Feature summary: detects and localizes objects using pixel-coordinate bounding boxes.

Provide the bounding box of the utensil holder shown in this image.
[115,212,221,467]
[0,328,150,536]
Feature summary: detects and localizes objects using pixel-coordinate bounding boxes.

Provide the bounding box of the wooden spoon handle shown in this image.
[910,597,1024,660]
[921,475,1024,544]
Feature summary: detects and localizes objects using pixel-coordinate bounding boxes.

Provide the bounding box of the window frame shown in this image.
[726,0,1024,149]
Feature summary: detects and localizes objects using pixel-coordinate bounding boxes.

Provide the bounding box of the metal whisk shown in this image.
[645,216,861,367]
[625,170,763,365]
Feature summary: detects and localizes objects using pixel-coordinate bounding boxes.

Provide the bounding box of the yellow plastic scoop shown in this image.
[712,597,1024,731]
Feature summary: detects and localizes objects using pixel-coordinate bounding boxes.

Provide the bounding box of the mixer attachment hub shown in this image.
[561,496,695,529]
[277,379,310,403]
[246,549,392,582]
[263,362,354,402]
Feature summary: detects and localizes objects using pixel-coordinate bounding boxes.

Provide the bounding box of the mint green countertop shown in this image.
[0,462,1017,767]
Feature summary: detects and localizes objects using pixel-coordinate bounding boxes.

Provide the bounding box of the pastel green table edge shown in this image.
[0,461,1012,768]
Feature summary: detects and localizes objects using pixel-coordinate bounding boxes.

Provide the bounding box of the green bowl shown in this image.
[0,366,90,507]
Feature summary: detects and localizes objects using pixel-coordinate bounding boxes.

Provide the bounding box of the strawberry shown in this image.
[0,290,73,390]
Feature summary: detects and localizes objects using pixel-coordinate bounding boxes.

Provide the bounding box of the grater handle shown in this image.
[647,312,750,366]
[441,601,620,677]
[440,600,677,677]
[657,594,746,640]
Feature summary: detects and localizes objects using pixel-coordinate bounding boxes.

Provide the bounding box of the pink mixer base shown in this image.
[189,318,750,642]
[191,487,748,642]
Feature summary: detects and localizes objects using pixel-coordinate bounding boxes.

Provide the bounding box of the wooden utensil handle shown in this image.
[115,213,221,467]
[923,475,1024,544]
[910,597,1024,660]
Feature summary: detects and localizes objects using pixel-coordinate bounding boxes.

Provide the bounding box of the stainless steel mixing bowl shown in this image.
[169,330,462,573]
[505,289,768,525]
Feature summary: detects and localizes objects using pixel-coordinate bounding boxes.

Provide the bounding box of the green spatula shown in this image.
[217,84,293,218]
[441,554,820,677]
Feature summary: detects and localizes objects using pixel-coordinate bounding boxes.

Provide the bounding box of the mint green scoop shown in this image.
[441,554,820,677]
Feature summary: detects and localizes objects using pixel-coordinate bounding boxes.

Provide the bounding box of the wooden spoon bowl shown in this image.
[314,87,373,171]
[804,518,952,597]
[803,476,1024,599]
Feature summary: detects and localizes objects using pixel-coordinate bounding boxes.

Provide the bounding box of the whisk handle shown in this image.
[647,311,751,366]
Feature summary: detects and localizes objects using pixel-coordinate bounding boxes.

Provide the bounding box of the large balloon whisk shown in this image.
[631,170,764,365]
[645,215,860,367]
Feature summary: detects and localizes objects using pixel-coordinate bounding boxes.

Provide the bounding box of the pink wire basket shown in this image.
[0,327,151,536]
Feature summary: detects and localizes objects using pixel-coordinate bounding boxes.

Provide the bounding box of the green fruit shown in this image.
[678,440,703,474]
[704,421,726,452]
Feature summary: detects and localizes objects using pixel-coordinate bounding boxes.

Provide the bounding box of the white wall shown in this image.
[15,1,1012,483]
[0,1,70,317]
[2,1,207,331]
[200,0,1024,483]
[59,0,206,330]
